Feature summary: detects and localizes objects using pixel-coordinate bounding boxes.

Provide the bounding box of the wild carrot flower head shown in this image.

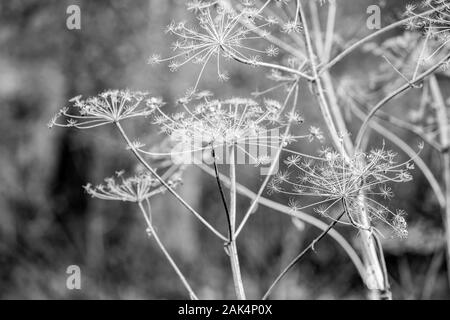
[270,143,421,238]
[142,92,307,165]
[84,170,180,203]
[148,3,278,91]
[48,90,163,129]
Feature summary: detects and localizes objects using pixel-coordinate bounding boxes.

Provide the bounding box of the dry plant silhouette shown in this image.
[33,0,450,300]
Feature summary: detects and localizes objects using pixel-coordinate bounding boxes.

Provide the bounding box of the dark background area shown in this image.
[0,0,448,299]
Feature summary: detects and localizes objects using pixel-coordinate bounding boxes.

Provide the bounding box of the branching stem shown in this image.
[115,122,228,242]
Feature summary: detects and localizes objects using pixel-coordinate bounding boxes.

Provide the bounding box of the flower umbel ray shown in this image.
[149,5,277,91]
[270,143,422,238]
[84,170,180,203]
[140,92,309,164]
[48,90,163,129]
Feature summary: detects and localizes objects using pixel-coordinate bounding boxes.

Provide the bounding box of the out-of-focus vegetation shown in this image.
[0,0,448,299]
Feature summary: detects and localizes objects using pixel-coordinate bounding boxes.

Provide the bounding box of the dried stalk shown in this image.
[429,76,450,288]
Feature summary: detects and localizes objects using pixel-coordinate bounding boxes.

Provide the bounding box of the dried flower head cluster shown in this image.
[148,3,277,90]
[405,1,450,59]
[142,91,307,165]
[84,170,180,203]
[147,0,311,93]
[269,143,421,238]
[48,90,163,129]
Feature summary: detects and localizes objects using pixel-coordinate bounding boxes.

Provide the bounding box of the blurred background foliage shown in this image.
[0,0,448,299]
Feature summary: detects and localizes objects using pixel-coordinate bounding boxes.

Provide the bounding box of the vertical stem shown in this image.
[212,148,233,242]
[297,0,342,151]
[228,147,246,299]
[137,202,198,300]
[323,0,336,62]
[308,0,354,154]
[429,76,450,288]
[357,195,391,299]
[298,0,390,299]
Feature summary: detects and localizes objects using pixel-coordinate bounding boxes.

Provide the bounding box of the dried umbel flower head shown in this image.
[148,3,278,91]
[84,170,180,203]
[270,143,421,238]
[49,90,163,129]
[141,92,307,165]
[405,1,450,58]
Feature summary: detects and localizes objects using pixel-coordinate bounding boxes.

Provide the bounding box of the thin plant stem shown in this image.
[413,32,431,81]
[355,101,443,152]
[372,232,392,300]
[429,75,450,288]
[308,0,354,154]
[355,52,450,150]
[309,0,324,58]
[198,163,367,286]
[235,81,299,238]
[323,0,336,62]
[350,101,446,208]
[114,122,228,242]
[227,147,246,299]
[137,202,198,300]
[262,209,346,300]
[212,147,233,243]
[319,4,447,74]
[224,48,314,81]
[297,0,343,151]
[421,250,444,300]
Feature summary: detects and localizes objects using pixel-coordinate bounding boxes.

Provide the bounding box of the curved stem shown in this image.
[198,163,367,284]
[319,4,447,73]
[350,101,446,208]
[361,104,443,152]
[212,148,233,243]
[262,210,345,300]
[115,122,228,242]
[429,76,450,288]
[355,53,450,150]
[137,202,198,300]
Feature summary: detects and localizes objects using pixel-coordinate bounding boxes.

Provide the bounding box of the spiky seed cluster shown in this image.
[405,1,450,57]
[84,170,180,202]
[49,90,163,129]
[148,4,279,90]
[146,92,306,164]
[270,144,420,238]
